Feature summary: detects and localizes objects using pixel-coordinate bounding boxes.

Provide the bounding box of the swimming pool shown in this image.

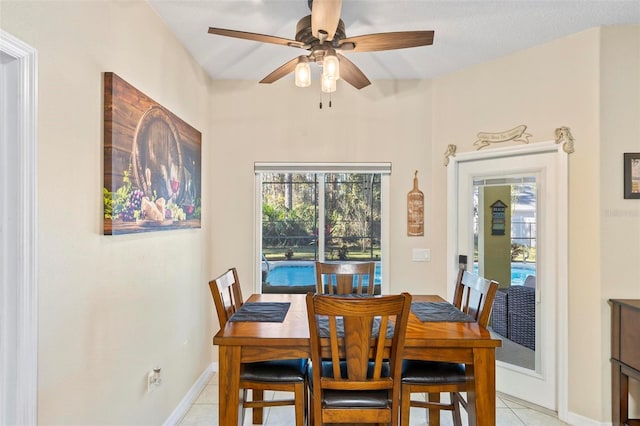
[265,261,381,286]
[264,261,535,286]
[474,263,536,285]
[508,264,536,285]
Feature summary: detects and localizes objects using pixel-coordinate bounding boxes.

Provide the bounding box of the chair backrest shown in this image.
[306,292,412,422]
[209,268,244,328]
[452,269,498,327]
[315,261,376,294]
[524,275,536,288]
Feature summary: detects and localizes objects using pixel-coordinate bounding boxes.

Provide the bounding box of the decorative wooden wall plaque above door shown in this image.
[103,72,202,235]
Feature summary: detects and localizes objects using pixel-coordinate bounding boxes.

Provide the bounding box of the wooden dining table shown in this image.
[213,293,502,426]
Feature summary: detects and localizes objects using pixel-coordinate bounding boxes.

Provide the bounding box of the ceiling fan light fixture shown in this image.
[295,56,311,88]
[322,48,340,80]
[321,74,336,93]
[208,0,433,92]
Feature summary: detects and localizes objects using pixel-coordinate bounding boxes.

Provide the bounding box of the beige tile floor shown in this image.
[179,372,569,426]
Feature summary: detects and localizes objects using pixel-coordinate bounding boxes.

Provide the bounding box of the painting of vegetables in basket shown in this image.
[103,72,201,235]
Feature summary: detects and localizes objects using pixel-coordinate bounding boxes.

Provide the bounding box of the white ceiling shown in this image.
[148,0,640,85]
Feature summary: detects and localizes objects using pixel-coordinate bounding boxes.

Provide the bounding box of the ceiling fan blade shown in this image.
[338,30,434,52]
[208,27,306,49]
[311,0,342,41]
[259,57,300,84]
[337,53,370,90]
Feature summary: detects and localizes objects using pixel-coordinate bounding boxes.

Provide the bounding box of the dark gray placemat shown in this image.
[411,301,474,322]
[228,302,291,322]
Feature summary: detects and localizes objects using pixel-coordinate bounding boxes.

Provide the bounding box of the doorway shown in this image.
[0,29,38,425]
[447,141,568,414]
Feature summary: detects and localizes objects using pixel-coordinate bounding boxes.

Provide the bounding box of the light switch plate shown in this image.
[412,248,431,262]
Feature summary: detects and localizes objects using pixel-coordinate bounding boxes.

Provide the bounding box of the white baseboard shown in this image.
[164,362,218,426]
[565,411,610,426]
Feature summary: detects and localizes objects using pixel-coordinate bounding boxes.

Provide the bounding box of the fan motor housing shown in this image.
[295,15,346,46]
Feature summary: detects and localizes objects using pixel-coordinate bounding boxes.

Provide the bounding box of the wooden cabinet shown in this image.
[610,299,640,426]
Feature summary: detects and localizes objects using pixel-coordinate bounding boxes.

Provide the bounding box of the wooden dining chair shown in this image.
[400,269,499,426]
[315,261,377,295]
[209,268,308,426]
[306,292,412,426]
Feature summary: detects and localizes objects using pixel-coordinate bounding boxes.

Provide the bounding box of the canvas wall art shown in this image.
[103,72,202,235]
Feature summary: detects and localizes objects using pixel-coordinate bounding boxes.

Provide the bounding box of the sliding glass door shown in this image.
[255,163,389,293]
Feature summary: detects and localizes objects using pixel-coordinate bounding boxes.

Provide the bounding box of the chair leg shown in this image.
[252,389,264,424]
[293,382,305,426]
[427,393,441,426]
[312,391,322,426]
[306,385,313,426]
[451,392,463,426]
[240,388,248,426]
[400,384,411,426]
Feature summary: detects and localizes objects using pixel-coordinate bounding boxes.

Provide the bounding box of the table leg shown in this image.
[219,346,243,426]
[612,360,629,426]
[467,348,496,426]
[612,361,621,426]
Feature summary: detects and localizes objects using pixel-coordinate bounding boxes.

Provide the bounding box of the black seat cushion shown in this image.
[401,360,466,384]
[323,389,389,408]
[241,359,308,382]
[307,360,391,407]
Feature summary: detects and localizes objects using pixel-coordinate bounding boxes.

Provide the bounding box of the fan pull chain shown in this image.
[318,91,333,109]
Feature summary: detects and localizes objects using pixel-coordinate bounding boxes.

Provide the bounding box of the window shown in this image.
[255,163,390,294]
[472,178,537,286]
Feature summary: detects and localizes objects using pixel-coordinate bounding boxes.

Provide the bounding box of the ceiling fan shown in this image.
[207,0,434,90]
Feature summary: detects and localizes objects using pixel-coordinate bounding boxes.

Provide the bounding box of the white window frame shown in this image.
[254,162,391,294]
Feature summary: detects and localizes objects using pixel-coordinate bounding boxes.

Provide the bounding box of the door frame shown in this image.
[446,140,568,421]
[0,29,38,425]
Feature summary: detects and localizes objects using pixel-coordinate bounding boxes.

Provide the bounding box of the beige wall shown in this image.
[2,0,639,423]
[600,25,640,418]
[208,79,436,297]
[2,1,215,424]
[432,27,603,421]
[431,26,639,423]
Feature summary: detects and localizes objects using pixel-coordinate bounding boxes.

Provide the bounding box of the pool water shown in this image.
[474,263,536,285]
[509,265,536,285]
[265,262,381,286]
[265,261,535,286]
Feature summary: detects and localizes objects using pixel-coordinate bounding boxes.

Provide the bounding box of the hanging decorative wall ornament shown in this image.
[490,200,508,236]
[473,124,532,150]
[407,170,424,236]
[555,126,575,153]
[444,144,457,166]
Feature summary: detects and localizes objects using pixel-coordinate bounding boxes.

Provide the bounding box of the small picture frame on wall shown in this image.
[624,153,640,199]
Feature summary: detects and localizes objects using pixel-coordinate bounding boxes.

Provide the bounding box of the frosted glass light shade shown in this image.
[294,57,311,88]
[323,51,340,80]
[321,74,336,93]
